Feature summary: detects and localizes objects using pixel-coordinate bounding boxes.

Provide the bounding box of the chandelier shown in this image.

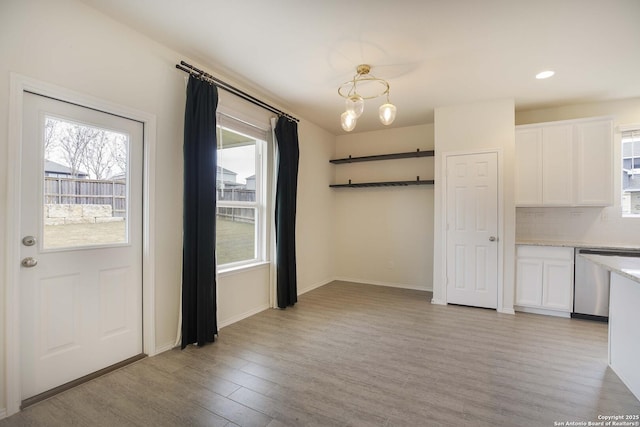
[338,64,397,132]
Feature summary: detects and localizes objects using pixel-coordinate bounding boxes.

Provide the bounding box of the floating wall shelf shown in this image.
[329,149,434,164]
[330,179,434,188]
[329,148,435,189]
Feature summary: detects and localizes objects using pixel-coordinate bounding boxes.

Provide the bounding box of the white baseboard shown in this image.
[0,408,7,420]
[218,303,270,329]
[430,299,515,314]
[333,276,433,292]
[514,305,570,318]
[152,342,176,355]
[297,277,333,296]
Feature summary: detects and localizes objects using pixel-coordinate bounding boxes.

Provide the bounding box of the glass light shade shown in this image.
[341,111,357,132]
[379,103,397,125]
[345,95,364,118]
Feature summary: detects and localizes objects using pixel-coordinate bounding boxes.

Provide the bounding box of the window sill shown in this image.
[217,261,270,278]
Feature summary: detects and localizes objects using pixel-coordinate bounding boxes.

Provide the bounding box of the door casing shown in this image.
[5,73,157,416]
[438,148,505,312]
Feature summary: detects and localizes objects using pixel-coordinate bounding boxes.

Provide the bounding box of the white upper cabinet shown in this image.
[514,128,543,205]
[574,120,614,206]
[515,117,613,207]
[542,124,573,205]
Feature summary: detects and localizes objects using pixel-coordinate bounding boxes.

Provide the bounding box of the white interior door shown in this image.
[19,92,143,400]
[445,152,498,309]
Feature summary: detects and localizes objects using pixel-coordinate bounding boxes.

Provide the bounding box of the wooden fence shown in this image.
[44,176,126,217]
[44,178,259,222]
[217,188,256,202]
[217,188,256,224]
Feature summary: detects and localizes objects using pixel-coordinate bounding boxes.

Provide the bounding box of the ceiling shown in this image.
[79,0,640,135]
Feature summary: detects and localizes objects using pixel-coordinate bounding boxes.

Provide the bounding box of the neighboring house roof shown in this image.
[245,175,255,181]
[44,159,88,177]
[219,182,245,188]
[217,166,237,176]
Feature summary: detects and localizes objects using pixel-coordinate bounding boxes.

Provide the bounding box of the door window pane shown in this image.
[43,116,129,249]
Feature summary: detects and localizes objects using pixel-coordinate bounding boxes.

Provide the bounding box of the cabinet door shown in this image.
[574,120,613,206]
[542,260,573,311]
[516,258,543,307]
[542,125,573,205]
[515,129,543,206]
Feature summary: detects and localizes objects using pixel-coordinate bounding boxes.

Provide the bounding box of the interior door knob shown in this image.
[21,257,38,268]
[489,236,497,242]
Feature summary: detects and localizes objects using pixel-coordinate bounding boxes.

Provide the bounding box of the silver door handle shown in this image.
[22,235,36,246]
[21,257,38,268]
[489,236,497,242]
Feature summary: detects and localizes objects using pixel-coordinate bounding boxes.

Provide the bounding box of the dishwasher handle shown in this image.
[577,248,640,257]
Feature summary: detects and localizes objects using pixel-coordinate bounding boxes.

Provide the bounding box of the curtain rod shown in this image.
[176,61,299,123]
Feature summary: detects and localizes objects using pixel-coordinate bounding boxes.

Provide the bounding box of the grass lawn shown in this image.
[44,221,126,248]
[43,217,255,265]
[216,217,255,265]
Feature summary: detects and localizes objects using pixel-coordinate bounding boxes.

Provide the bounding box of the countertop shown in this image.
[579,254,640,283]
[516,240,640,251]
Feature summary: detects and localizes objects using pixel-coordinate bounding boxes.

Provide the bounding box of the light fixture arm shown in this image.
[338,65,390,100]
[338,64,396,132]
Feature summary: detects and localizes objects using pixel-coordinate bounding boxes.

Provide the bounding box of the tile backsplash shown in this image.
[516,207,639,247]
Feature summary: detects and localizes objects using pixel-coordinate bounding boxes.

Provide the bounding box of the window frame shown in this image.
[620,126,640,218]
[215,113,269,271]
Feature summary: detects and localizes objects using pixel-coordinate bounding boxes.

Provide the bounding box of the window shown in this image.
[216,113,268,268]
[622,128,640,217]
[42,116,129,249]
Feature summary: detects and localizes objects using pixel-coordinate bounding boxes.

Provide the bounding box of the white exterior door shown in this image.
[19,92,143,400]
[445,152,498,309]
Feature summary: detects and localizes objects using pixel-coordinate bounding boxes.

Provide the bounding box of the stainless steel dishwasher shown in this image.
[573,248,640,321]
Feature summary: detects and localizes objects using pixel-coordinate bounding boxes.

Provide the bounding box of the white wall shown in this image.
[432,99,516,313]
[515,98,640,246]
[334,125,435,291]
[218,266,270,328]
[296,121,336,294]
[0,0,335,414]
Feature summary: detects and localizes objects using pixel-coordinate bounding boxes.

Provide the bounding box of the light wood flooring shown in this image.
[3,281,639,426]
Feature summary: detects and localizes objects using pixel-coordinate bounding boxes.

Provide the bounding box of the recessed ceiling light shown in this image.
[536,70,555,79]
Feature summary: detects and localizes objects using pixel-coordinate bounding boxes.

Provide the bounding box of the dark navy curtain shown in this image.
[182,76,218,348]
[274,116,300,308]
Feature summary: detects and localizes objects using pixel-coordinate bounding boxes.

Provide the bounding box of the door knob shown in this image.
[21,257,38,268]
[489,236,497,242]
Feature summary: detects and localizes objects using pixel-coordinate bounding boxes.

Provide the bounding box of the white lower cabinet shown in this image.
[516,258,543,306]
[515,246,574,316]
